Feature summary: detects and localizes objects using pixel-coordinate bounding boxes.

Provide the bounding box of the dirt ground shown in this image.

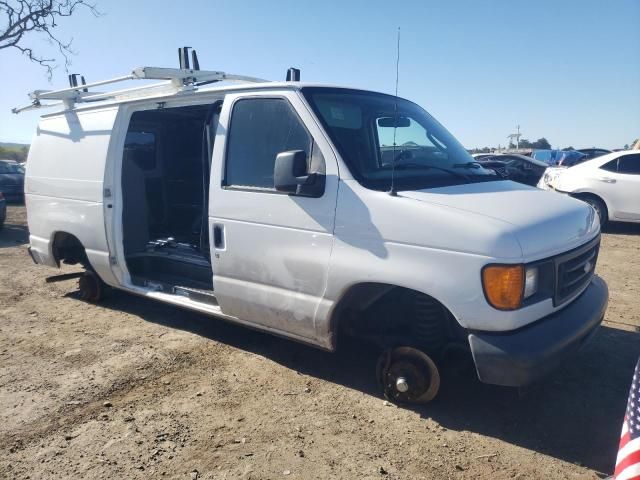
[1,205,639,480]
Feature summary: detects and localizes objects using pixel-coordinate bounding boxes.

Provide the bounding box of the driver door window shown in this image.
[224,98,312,190]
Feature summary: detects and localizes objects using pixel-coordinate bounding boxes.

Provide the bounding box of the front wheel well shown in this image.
[330,283,467,357]
[51,232,90,268]
[570,192,609,223]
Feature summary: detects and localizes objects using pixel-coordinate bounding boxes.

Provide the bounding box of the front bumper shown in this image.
[468,275,608,387]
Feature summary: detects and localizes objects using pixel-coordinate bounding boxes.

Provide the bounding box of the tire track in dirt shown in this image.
[0,345,220,452]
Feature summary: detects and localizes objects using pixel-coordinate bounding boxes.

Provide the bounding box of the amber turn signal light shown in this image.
[482,265,524,310]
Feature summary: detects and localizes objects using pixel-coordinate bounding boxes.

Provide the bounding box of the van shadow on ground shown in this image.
[90,291,640,475]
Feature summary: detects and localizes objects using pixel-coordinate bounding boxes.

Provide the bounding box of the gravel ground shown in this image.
[1,205,639,479]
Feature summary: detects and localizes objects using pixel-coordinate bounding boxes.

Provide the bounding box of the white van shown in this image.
[18,59,608,403]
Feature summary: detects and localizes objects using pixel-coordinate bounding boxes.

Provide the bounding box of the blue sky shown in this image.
[1,0,639,149]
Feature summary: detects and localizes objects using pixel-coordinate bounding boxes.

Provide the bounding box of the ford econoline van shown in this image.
[18,57,608,403]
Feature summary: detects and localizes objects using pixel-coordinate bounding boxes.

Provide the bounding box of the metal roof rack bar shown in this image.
[12,66,269,114]
[33,74,136,101]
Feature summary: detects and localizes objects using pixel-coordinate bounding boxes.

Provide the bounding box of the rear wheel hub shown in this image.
[78,271,104,303]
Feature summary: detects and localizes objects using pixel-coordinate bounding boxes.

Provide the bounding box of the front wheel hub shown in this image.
[377,347,440,404]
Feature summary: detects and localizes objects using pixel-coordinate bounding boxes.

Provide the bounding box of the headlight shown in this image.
[524,266,538,299]
[542,170,562,189]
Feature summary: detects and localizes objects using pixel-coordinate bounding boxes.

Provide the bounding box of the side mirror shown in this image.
[274,150,324,197]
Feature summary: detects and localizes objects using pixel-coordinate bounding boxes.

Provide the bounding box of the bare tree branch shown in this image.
[0,0,99,79]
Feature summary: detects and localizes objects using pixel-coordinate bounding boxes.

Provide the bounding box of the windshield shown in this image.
[302,88,498,191]
[0,162,24,174]
[504,157,547,168]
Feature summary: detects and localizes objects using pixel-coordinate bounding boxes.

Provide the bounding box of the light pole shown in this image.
[507,125,522,151]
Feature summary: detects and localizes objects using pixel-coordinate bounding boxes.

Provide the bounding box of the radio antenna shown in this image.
[389,27,401,196]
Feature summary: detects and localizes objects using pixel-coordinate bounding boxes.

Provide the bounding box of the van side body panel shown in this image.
[25,107,118,285]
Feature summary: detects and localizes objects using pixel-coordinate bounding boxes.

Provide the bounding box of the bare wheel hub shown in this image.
[377,346,440,404]
[395,376,409,393]
[78,271,103,303]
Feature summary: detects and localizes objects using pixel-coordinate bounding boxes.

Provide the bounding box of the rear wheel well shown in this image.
[51,232,90,268]
[331,283,467,358]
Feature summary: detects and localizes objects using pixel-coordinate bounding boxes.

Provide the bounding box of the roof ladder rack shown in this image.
[12,47,269,114]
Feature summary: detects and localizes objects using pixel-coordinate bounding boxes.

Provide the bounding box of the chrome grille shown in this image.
[554,239,600,305]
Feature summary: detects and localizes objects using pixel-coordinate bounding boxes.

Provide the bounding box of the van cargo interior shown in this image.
[121,103,219,294]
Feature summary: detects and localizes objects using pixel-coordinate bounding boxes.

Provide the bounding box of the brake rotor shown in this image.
[376,346,440,404]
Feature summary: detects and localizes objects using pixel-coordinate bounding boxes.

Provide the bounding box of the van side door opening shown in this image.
[121,102,220,293]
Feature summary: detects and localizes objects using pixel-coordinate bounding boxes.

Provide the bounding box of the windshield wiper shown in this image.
[394,162,470,180]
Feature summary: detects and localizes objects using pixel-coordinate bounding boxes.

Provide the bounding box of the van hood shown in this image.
[400,180,599,260]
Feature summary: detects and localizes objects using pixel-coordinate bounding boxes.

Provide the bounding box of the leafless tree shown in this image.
[0,0,99,78]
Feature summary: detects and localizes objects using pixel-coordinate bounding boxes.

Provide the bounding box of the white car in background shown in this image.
[538,150,640,226]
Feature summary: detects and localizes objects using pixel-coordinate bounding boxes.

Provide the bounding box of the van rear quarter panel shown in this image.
[26,107,118,283]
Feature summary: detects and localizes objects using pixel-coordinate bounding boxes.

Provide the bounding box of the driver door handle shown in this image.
[213,224,225,249]
[597,177,616,183]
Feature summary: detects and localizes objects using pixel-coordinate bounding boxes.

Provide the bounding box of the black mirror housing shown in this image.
[274,150,324,197]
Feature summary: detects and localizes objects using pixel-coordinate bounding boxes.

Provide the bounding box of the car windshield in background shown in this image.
[505,157,548,168]
[302,88,498,191]
[0,162,24,174]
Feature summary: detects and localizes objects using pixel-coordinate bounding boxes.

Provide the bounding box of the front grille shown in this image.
[554,238,600,305]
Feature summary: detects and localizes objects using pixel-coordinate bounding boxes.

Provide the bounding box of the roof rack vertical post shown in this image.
[179,47,191,70]
[286,68,301,82]
[191,50,200,70]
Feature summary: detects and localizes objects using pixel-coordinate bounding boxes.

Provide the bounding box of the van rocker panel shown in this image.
[468,275,608,387]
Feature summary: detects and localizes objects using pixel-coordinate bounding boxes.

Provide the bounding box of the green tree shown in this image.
[470,147,491,154]
[531,138,551,149]
[0,145,29,162]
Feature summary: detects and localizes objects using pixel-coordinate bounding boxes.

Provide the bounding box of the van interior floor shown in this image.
[126,238,214,291]
[121,103,219,294]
